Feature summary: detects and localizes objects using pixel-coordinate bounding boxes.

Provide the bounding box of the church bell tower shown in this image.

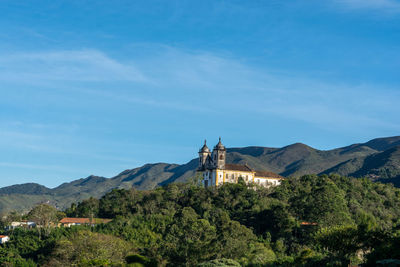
[212,137,226,169]
[198,140,210,171]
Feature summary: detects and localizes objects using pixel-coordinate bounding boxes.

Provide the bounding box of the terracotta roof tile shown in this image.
[300,222,318,226]
[254,171,284,179]
[225,164,253,172]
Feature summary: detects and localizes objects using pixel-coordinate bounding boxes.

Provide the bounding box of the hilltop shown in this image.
[0,136,399,213]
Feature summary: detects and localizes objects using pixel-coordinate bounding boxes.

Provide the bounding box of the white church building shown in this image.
[197,138,284,188]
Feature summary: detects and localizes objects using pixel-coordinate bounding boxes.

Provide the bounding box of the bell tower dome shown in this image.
[198,140,210,170]
[212,137,226,169]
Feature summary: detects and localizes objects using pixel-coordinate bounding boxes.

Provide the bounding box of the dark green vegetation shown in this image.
[2,175,400,266]
[1,136,399,213]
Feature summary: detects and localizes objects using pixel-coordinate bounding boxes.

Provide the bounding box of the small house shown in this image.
[0,235,9,244]
[6,221,36,230]
[59,217,112,227]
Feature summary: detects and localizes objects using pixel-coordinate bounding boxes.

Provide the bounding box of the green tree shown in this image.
[315,225,361,266]
[45,230,135,266]
[163,207,217,266]
[197,258,241,267]
[27,204,58,238]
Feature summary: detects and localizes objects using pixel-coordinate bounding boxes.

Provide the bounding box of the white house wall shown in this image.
[254,177,282,187]
[201,170,282,188]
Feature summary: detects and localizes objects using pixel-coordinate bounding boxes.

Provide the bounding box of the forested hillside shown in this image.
[0,136,399,213]
[1,175,400,266]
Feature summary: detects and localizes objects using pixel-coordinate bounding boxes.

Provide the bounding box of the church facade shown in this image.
[198,138,284,188]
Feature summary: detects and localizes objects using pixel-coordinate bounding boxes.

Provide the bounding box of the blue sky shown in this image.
[0,0,399,188]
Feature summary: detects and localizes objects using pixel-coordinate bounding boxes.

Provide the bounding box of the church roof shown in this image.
[225,164,253,172]
[214,137,226,150]
[199,140,210,153]
[224,164,284,179]
[254,171,284,179]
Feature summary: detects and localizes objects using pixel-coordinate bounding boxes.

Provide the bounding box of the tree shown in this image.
[45,230,135,266]
[163,207,217,266]
[274,175,352,226]
[0,245,36,267]
[27,204,58,238]
[197,258,241,266]
[76,197,99,219]
[0,210,22,230]
[315,225,361,266]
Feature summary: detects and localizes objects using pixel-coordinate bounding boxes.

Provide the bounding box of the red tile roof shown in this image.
[224,164,284,179]
[0,235,8,238]
[300,222,318,226]
[225,164,253,172]
[254,171,284,179]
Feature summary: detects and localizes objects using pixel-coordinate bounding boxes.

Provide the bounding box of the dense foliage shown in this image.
[1,174,400,266]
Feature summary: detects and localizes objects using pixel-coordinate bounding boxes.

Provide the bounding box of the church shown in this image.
[197,138,284,188]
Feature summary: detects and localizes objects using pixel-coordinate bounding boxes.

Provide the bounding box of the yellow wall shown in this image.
[222,170,254,184]
[202,169,283,188]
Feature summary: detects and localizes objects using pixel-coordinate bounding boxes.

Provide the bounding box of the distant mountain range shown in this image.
[1,136,399,214]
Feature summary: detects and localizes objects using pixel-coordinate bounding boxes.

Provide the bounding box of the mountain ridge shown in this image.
[1,136,400,213]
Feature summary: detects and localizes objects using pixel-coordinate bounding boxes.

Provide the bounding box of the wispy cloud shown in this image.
[164,53,391,136]
[1,46,399,138]
[0,50,148,83]
[144,47,400,133]
[80,88,210,113]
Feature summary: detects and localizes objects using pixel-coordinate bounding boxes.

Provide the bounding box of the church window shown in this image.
[219,155,224,160]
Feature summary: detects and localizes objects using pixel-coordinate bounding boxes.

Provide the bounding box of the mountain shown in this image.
[353,146,400,185]
[0,183,52,195]
[1,136,400,213]
[363,136,400,151]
